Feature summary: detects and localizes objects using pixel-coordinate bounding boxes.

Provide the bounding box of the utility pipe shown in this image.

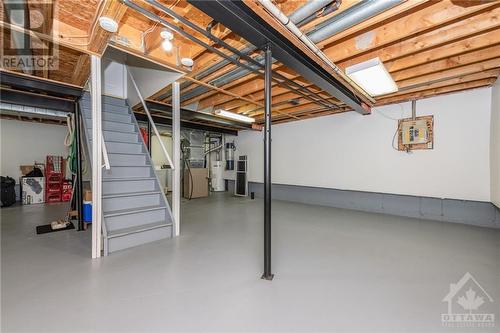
[289,0,334,26]
[256,0,374,103]
[309,0,402,43]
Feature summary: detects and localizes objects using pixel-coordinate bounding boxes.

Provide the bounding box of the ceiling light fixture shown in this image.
[160,28,174,40]
[161,39,173,52]
[181,57,194,67]
[345,57,398,96]
[98,16,118,33]
[214,109,255,123]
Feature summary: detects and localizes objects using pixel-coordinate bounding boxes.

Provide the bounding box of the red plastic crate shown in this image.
[45,156,64,203]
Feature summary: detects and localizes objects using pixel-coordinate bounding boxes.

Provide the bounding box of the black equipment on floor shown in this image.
[36,221,75,235]
[1,176,16,207]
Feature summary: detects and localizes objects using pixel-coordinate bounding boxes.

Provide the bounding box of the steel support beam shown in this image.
[0,70,83,98]
[90,55,102,259]
[172,82,181,237]
[262,45,273,281]
[188,0,369,115]
[144,100,253,131]
[134,113,239,136]
[0,88,76,113]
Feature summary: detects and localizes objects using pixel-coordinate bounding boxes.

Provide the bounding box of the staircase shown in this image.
[79,93,173,255]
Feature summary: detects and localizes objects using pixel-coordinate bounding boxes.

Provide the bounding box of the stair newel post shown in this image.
[172,81,181,236]
[90,55,103,259]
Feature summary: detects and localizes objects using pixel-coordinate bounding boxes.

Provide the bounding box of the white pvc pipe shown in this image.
[126,67,175,170]
[257,0,374,103]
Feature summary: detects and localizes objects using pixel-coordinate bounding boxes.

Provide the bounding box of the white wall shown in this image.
[102,59,128,98]
[491,81,500,208]
[0,119,69,181]
[127,65,183,107]
[235,88,492,202]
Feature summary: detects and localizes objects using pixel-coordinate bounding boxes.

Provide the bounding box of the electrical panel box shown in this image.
[401,119,428,145]
[397,115,434,151]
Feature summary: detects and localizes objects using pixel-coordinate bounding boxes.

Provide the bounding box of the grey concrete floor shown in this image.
[1,193,499,332]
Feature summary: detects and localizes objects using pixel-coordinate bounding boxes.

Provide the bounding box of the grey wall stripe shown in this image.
[227,180,500,229]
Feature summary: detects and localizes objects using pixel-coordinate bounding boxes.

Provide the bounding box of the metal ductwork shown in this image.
[308,0,402,43]
[289,0,335,25]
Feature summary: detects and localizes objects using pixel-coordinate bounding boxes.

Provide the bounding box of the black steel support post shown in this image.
[75,103,84,231]
[147,121,152,153]
[262,45,273,281]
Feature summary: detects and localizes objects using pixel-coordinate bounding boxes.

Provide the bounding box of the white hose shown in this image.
[257,0,375,103]
[64,114,75,147]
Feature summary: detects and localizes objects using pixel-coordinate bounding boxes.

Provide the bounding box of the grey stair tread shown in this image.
[107,221,172,239]
[103,190,162,199]
[89,139,142,145]
[103,205,166,217]
[104,165,151,168]
[83,117,133,125]
[101,129,138,135]
[103,176,157,182]
[108,152,146,156]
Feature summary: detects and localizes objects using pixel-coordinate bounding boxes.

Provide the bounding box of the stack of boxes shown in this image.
[20,156,72,205]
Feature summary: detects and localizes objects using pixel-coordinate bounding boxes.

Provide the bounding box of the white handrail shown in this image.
[101,133,111,170]
[126,67,175,170]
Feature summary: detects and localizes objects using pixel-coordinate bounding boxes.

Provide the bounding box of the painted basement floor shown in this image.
[1,193,499,332]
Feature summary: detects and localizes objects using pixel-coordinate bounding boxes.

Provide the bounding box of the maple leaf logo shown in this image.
[457,288,485,313]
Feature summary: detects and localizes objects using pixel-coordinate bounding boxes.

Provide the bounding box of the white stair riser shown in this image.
[108,154,147,166]
[84,112,131,123]
[85,118,135,132]
[103,179,156,195]
[103,193,161,212]
[106,208,167,230]
[88,129,138,143]
[106,142,143,154]
[103,166,151,178]
[108,225,172,253]
[104,131,139,143]
[81,96,128,108]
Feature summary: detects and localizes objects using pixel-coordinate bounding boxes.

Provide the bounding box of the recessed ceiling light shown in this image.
[160,28,174,40]
[98,16,118,33]
[214,109,255,123]
[162,39,173,52]
[181,58,194,67]
[345,57,398,96]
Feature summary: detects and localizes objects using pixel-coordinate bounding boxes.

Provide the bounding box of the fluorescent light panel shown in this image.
[345,57,398,96]
[214,109,255,123]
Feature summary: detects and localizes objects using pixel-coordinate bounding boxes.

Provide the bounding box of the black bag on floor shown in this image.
[1,176,16,207]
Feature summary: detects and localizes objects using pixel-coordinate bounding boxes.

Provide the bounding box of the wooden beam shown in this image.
[88,0,127,54]
[391,44,500,81]
[377,78,496,105]
[338,5,500,69]
[397,57,500,89]
[322,1,499,65]
[385,28,500,72]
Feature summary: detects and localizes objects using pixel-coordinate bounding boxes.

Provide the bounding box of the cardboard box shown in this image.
[183,168,208,199]
[84,190,92,201]
[20,165,34,176]
[21,177,45,205]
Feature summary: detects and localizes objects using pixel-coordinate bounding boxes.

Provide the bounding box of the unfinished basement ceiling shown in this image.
[1,0,499,126]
